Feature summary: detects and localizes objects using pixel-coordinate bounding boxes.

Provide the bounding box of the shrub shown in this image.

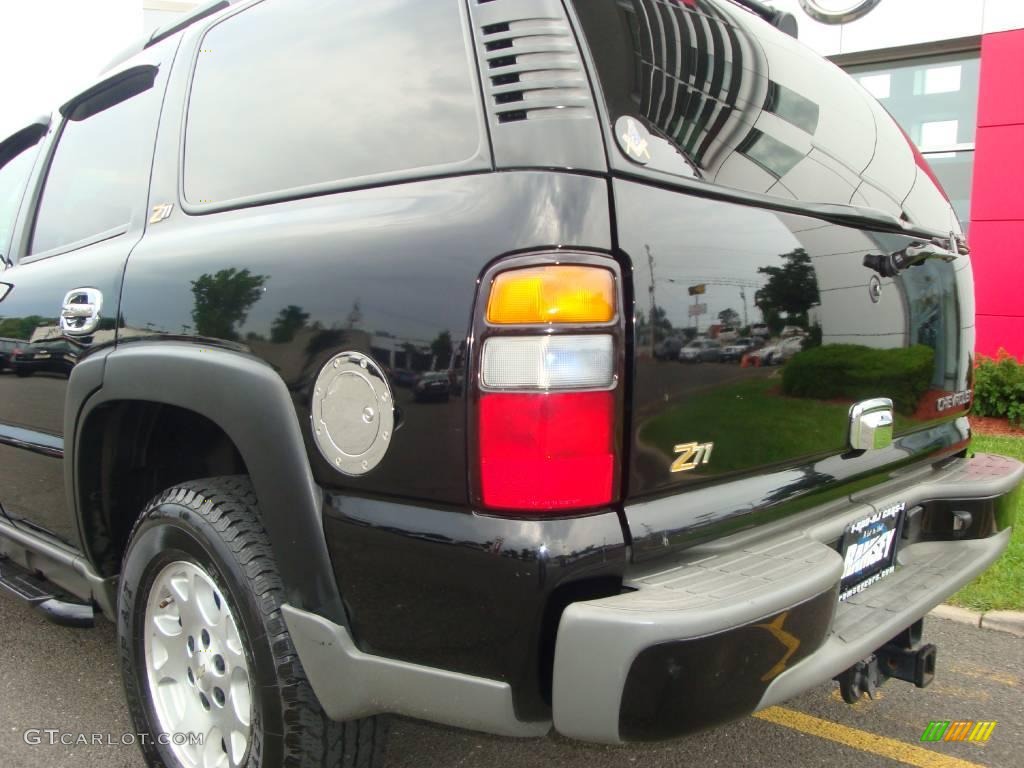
[782,344,935,414]
[973,351,1024,425]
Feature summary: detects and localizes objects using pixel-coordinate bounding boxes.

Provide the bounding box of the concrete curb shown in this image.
[929,604,1024,638]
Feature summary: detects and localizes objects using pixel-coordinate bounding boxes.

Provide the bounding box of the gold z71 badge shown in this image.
[671,441,713,472]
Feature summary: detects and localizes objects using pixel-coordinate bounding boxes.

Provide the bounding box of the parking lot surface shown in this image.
[1,595,1020,768]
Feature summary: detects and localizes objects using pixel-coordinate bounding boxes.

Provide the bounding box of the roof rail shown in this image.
[730,0,799,37]
[100,0,233,75]
[146,0,231,48]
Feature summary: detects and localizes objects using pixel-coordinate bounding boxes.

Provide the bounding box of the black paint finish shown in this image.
[322,493,627,721]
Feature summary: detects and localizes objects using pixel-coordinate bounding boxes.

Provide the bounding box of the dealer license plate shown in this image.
[838,502,906,602]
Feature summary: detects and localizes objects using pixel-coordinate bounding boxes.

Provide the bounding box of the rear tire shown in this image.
[117,476,386,768]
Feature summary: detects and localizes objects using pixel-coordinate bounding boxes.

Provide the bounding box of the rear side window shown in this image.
[31,68,163,255]
[184,0,483,206]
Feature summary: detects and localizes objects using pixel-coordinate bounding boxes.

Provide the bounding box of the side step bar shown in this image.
[0,555,95,628]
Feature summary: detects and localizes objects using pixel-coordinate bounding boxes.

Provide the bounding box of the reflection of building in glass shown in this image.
[772,0,1024,359]
[622,0,771,181]
[604,0,951,225]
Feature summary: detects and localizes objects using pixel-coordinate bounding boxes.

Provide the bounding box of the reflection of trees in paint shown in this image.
[718,308,741,329]
[430,330,453,369]
[637,305,675,345]
[270,305,310,343]
[755,249,820,332]
[190,268,268,341]
[0,315,53,341]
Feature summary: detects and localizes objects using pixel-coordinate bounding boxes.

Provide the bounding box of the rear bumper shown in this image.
[552,453,1022,743]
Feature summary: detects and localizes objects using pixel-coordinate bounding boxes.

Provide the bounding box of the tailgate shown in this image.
[564,0,974,557]
[619,179,973,556]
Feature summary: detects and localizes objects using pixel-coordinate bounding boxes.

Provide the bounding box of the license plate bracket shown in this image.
[839,502,906,602]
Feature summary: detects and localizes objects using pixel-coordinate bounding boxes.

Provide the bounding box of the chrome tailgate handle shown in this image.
[849,398,894,451]
[60,288,103,336]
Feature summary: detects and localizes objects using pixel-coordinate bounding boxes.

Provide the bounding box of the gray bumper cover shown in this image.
[552,453,1021,743]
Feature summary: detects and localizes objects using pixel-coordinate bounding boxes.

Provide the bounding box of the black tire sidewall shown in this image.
[119,501,284,767]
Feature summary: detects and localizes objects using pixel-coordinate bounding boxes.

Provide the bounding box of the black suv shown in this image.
[0,1,1020,766]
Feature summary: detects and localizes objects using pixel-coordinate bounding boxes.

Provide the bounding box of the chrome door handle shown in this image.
[60,288,103,336]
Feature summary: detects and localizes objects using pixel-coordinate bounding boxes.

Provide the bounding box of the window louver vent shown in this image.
[476,3,593,125]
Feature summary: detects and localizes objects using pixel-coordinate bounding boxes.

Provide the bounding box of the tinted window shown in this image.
[31,70,162,255]
[0,142,40,258]
[568,0,959,232]
[184,0,482,205]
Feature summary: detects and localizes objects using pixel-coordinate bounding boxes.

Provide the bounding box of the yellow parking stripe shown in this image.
[754,707,988,768]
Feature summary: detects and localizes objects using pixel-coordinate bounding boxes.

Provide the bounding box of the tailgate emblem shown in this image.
[671,441,713,472]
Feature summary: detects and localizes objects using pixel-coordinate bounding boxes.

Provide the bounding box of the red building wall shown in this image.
[971,29,1024,359]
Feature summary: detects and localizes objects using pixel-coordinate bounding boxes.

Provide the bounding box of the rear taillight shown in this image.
[473,258,622,514]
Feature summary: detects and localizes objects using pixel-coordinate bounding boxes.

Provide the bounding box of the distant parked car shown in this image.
[755,336,806,366]
[654,336,685,360]
[390,368,419,388]
[679,339,722,363]
[771,336,808,364]
[721,337,757,362]
[0,338,19,372]
[414,371,451,402]
[9,339,77,378]
[750,323,770,337]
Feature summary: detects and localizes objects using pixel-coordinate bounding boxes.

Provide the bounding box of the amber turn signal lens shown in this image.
[486,266,615,325]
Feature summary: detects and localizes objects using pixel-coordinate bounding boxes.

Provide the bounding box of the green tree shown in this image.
[270,305,310,343]
[718,308,740,329]
[0,315,50,341]
[430,330,453,369]
[190,268,268,341]
[755,248,820,330]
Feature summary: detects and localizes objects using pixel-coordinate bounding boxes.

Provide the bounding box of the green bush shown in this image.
[782,344,935,414]
[973,351,1024,425]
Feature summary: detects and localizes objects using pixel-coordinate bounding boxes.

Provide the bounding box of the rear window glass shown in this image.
[184,0,483,205]
[566,0,952,225]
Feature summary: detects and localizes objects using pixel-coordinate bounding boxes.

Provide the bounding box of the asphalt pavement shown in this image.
[1,595,1020,768]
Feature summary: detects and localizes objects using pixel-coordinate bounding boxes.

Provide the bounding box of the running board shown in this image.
[0,555,95,628]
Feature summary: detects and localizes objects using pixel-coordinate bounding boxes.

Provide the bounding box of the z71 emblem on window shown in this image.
[671,441,714,473]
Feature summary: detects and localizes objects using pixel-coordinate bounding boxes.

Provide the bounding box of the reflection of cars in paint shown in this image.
[771,336,808,365]
[414,372,450,402]
[679,339,721,362]
[0,338,19,371]
[654,336,685,360]
[390,369,419,388]
[720,337,758,362]
[10,339,76,378]
[748,336,805,366]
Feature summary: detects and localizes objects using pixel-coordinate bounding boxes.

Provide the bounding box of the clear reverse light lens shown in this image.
[481,335,614,390]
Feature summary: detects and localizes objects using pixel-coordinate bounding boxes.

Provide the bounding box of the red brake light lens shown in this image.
[479,391,614,510]
[475,260,621,514]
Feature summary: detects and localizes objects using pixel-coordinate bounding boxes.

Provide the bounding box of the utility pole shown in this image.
[646,244,656,357]
[740,287,749,328]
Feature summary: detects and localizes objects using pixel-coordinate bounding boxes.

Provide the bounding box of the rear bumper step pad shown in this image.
[552,453,1022,743]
